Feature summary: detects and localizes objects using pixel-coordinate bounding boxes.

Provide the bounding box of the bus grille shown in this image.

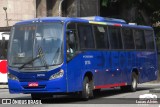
[23,85,46,89]
[19,78,48,82]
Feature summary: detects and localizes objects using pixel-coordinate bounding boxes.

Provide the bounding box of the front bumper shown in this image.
[8,79,67,94]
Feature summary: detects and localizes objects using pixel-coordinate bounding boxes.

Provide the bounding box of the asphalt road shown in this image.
[0,83,160,107]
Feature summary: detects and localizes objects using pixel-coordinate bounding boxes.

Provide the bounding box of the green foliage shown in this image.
[102,0,108,7]
[155,27,160,55]
[101,0,160,25]
[152,10,160,23]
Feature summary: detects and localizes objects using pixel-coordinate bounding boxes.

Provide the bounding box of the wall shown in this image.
[65,0,99,17]
[79,0,99,17]
[0,0,100,27]
[0,0,36,27]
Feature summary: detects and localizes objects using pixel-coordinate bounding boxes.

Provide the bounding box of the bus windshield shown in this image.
[8,23,63,68]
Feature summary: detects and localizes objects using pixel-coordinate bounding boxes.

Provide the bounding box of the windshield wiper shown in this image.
[37,46,49,69]
[18,55,41,70]
[18,46,48,70]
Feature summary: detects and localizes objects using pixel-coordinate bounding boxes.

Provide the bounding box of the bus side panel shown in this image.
[83,51,124,88]
[94,51,110,86]
[120,52,135,85]
[81,51,126,88]
[104,51,135,86]
[98,51,123,85]
[138,51,158,83]
[67,51,112,92]
[67,50,158,92]
[84,51,108,87]
[67,54,83,92]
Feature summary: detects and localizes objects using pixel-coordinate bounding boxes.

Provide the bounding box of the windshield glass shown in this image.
[8,23,63,68]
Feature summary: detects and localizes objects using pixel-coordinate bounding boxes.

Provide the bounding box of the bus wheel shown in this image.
[82,76,93,100]
[129,72,138,92]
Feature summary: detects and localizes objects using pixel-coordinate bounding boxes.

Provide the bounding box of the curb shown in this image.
[149,88,160,93]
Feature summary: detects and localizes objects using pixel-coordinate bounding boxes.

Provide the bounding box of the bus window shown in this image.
[78,25,95,49]
[108,27,122,49]
[66,23,78,61]
[134,29,146,50]
[144,30,155,50]
[94,26,109,49]
[122,28,135,49]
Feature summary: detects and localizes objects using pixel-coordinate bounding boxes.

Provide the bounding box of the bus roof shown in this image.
[15,16,153,30]
[15,17,88,25]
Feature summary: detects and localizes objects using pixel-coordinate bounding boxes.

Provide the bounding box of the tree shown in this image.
[101,0,160,26]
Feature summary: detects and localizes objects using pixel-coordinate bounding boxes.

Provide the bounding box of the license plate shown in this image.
[28,82,39,87]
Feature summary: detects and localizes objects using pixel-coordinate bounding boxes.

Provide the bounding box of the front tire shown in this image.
[81,77,93,100]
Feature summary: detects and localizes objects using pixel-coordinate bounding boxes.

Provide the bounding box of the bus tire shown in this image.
[129,72,138,92]
[81,76,93,100]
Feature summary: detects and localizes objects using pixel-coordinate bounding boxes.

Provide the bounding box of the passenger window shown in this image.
[94,26,109,49]
[66,23,78,61]
[134,29,146,49]
[78,25,95,49]
[144,30,155,50]
[108,27,122,49]
[122,28,135,49]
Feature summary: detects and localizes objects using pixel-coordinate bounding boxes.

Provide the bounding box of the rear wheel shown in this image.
[120,72,138,92]
[81,77,94,100]
[129,72,138,92]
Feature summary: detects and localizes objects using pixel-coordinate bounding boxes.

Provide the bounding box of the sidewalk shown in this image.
[142,82,160,93]
[150,88,160,93]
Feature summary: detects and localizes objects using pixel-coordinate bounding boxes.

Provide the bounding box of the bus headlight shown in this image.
[8,73,19,81]
[49,69,64,80]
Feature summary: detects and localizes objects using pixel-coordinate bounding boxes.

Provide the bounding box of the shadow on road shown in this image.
[35,86,155,104]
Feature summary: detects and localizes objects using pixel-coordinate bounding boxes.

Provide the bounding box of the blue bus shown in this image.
[7,16,158,100]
